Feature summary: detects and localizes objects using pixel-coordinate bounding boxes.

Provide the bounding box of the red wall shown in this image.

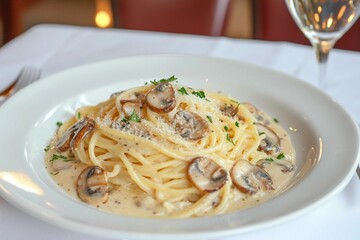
[256,0,360,51]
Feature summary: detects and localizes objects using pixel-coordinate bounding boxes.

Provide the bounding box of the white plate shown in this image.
[0,55,358,240]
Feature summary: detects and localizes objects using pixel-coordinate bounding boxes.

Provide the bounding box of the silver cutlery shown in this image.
[0,66,41,106]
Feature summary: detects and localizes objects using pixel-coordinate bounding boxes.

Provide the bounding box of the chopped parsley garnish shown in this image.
[178,87,189,95]
[273,118,279,123]
[223,125,235,145]
[50,172,59,175]
[128,110,141,123]
[121,110,141,123]
[44,145,50,152]
[191,90,209,101]
[277,152,285,159]
[265,158,274,162]
[56,121,63,127]
[150,75,177,85]
[77,112,81,119]
[235,121,240,127]
[206,115,213,123]
[121,117,129,123]
[50,154,72,162]
[226,133,235,146]
[259,132,265,135]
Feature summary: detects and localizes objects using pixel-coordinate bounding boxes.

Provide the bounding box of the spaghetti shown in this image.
[45,77,295,218]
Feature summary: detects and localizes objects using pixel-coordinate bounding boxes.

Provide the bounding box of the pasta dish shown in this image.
[45,76,295,218]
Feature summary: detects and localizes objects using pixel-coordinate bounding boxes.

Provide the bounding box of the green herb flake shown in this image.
[265,158,274,162]
[128,110,141,123]
[226,133,236,146]
[44,145,50,152]
[50,154,68,162]
[178,87,189,95]
[224,126,229,131]
[277,152,285,159]
[50,172,59,175]
[235,121,240,127]
[56,121,63,127]
[259,132,265,135]
[273,118,279,123]
[191,90,209,101]
[192,90,205,98]
[77,112,81,119]
[150,75,177,85]
[206,115,213,123]
[121,117,129,123]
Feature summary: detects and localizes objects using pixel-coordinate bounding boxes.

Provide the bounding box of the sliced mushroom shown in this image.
[220,104,238,117]
[256,123,281,155]
[50,159,81,172]
[242,102,266,122]
[188,157,228,192]
[76,166,109,204]
[172,110,209,141]
[231,160,274,194]
[120,100,146,119]
[243,102,258,115]
[146,82,176,113]
[256,159,294,173]
[111,120,151,139]
[55,117,95,152]
[71,118,95,150]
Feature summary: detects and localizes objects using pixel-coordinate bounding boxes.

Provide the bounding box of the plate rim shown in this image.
[0,54,359,239]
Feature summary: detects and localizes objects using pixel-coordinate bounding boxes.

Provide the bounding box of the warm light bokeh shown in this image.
[95,0,113,28]
[95,10,111,28]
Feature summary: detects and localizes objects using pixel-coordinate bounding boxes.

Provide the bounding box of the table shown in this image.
[0,24,359,240]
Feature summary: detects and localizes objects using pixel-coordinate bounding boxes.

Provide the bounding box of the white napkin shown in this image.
[0,25,79,91]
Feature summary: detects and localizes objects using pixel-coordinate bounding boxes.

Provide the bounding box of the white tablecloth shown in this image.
[0,24,359,240]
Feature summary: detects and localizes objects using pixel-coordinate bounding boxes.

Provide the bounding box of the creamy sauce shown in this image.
[45,103,295,218]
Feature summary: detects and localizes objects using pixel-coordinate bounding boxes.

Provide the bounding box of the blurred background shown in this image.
[0,0,359,50]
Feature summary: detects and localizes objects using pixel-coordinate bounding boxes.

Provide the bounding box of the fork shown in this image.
[0,66,41,105]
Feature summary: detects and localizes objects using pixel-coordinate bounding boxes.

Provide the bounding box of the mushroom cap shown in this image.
[187,157,228,192]
[146,82,176,113]
[243,102,258,115]
[120,100,146,119]
[231,160,274,194]
[220,104,238,117]
[76,166,109,205]
[256,123,281,155]
[242,102,266,122]
[172,110,210,141]
[256,159,294,173]
[55,117,95,152]
[70,118,95,151]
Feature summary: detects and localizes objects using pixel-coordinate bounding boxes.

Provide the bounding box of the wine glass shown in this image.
[285,0,360,88]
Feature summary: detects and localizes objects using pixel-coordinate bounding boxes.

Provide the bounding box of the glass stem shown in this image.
[311,39,336,89]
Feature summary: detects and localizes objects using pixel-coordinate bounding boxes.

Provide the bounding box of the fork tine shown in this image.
[12,66,41,92]
[11,68,27,92]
